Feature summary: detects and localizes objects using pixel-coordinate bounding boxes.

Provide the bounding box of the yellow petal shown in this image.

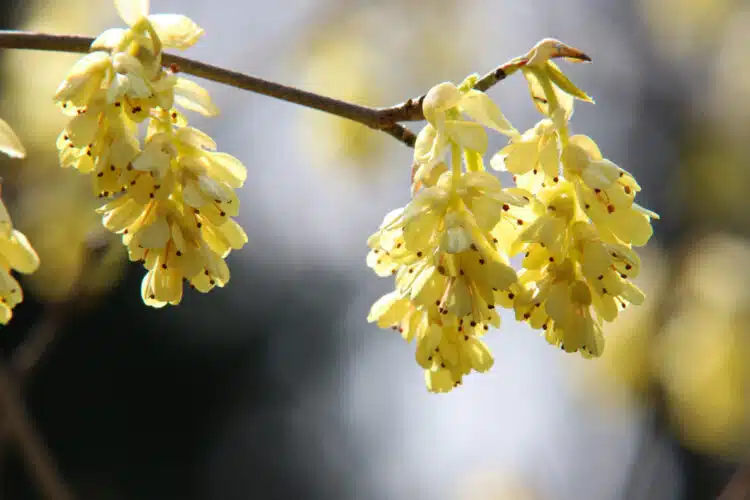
[0,199,11,239]
[0,303,11,324]
[115,0,150,26]
[416,323,442,368]
[0,118,25,159]
[568,134,603,160]
[3,230,40,274]
[148,14,204,50]
[153,256,182,304]
[443,120,488,153]
[425,368,454,393]
[466,337,494,372]
[138,216,170,249]
[492,140,537,174]
[483,258,518,291]
[538,135,560,177]
[582,159,621,189]
[459,90,515,135]
[174,78,219,117]
[102,197,143,233]
[611,209,654,246]
[91,28,128,52]
[176,126,216,150]
[620,281,646,305]
[545,282,572,324]
[414,124,437,161]
[217,219,248,250]
[141,270,168,308]
[66,113,99,147]
[205,152,247,188]
[367,291,401,324]
[592,292,618,322]
[54,51,111,104]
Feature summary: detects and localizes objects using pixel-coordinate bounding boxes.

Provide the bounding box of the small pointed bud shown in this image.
[526,38,591,67]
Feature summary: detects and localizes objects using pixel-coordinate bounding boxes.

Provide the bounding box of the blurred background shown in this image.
[0,0,748,498]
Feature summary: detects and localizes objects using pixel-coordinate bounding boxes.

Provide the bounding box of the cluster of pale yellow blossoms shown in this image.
[0,3,659,396]
[54,0,247,307]
[367,40,659,392]
[0,119,40,324]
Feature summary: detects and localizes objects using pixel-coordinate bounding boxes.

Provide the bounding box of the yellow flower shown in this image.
[0,216,39,323]
[543,274,604,357]
[54,51,113,107]
[114,0,204,50]
[0,122,40,323]
[367,290,495,393]
[490,118,561,194]
[414,79,515,184]
[97,122,247,306]
[367,42,661,387]
[514,180,581,265]
[573,221,645,321]
[515,259,605,356]
[367,162,528,391]
[400,170,527,257]
[55,0,245,307]
[563,134,658,246]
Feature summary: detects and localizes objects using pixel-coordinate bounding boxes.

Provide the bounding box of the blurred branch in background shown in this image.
[0,237,113,500]
[0,239,110,500]
[0,0,748,498]
[719,462,750,500]
[0,357,74,500]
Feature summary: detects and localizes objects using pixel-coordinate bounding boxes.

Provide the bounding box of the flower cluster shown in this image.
[0,196,40,324]
[367,39,658,392]
[54,0,247,307]
[0,118,40,323]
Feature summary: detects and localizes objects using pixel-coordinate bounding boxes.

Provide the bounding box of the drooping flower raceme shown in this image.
[55,0,247,307]
[368,81,529,392]
[0,119,40,324]
[367,39,659,392]
[488,39,658,358]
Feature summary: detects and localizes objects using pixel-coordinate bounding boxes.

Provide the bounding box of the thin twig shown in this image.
[718,462,750,500]
[0,306,63,488]
[0,305,73,500]
[374,60,525,124]
[0,31,589,150]
[0,31,418,146]
[0,243,104,499]
[0,363,75,500]
[10,305,66,381]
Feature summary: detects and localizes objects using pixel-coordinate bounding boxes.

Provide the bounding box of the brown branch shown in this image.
[0,31,589,151]
[0,243,105,500]
[374,60,527,125]
[10,307,66,380]
[718,462,750,500]
[0,31,418,147]
[0,303,73,500]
